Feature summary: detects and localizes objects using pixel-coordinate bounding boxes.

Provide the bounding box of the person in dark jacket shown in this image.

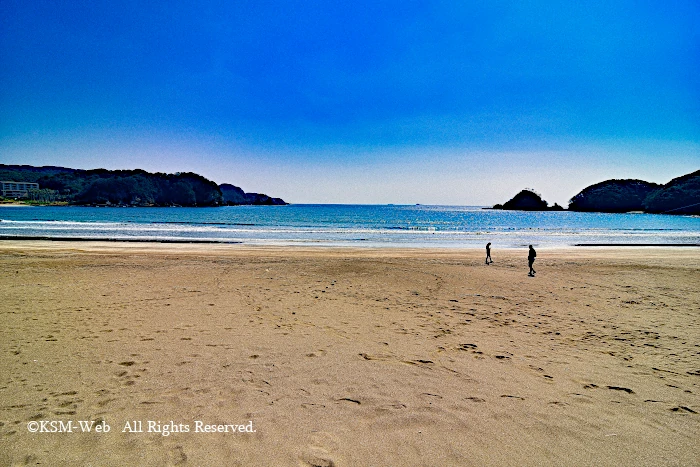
[528,245,536,276]
[485,242,493,264]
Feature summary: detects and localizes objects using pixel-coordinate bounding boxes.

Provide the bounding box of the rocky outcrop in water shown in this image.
[219,184,287,205]
[492,189,561,211]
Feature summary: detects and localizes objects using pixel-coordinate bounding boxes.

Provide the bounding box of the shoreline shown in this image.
[1,202,698,216]
[1,239,700,262]
[1,235,699,249]
[0,235,243,244]
[573,243,700,247]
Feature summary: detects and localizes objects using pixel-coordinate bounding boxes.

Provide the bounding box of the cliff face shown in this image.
[219,184,287,205]
[568,179,660,213]
[643,170,700,214]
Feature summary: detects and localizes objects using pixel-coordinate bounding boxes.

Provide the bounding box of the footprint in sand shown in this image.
[378,403,407,411]
[501,395,525,400]
[337,397,360,405]
[670,406,697,414]
[299,448,336,467]
[299,432,340,467]
[301,403,326,409]
[168,445,187,465]
[464,396,485,402]
[114,361,146,386]
[607,386,634,394]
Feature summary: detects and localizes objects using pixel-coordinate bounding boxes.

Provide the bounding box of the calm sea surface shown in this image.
[0,205,698,248]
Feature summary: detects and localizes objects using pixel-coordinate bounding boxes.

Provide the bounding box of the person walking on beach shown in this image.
[528,245,536,276]
[485,242,493,264]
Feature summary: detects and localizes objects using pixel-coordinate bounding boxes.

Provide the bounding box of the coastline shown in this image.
[1,242,698,466]
[0,235,243,244]
[1,235,699,249]
[2,238,700,254]
[2,204,698,249]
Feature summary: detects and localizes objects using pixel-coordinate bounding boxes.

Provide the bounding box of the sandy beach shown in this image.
[0,241,698,466]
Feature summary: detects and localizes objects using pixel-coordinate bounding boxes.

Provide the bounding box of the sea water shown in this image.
[0,204,698,248]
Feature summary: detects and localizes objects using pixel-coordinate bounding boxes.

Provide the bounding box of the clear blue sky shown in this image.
[1,0,698,205]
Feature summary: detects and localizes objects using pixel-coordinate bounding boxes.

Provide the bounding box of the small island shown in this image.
[491,189,564,211]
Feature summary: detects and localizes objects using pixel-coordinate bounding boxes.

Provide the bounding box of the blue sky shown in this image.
[1,0,698,204]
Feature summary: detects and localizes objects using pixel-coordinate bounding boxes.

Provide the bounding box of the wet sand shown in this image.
[1,241,698,466]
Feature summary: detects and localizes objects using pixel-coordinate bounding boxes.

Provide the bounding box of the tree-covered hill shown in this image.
[0,165,286,207]
[568,171,699,215]
[220,184,286,205]
[643,170,700,214]
[568,179,660,213]
[493,189,563,211]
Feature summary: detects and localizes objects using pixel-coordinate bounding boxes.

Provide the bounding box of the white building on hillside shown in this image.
[1,181,39,198]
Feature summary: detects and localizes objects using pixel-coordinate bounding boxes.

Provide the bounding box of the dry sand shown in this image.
[0,241,698,466]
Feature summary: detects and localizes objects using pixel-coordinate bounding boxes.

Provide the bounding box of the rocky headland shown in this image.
[0,164,287,207]
[493,170,699,214]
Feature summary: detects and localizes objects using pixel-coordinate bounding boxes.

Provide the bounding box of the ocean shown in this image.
[0,204,698,248]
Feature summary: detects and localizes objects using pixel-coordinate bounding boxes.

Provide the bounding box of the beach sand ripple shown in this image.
[0,242,698,466]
